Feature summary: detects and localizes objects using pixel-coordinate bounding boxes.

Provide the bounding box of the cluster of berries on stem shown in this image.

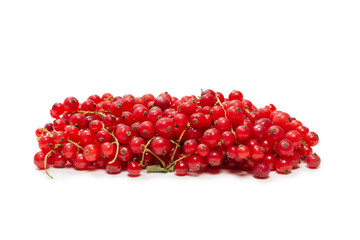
[34,90,320,179]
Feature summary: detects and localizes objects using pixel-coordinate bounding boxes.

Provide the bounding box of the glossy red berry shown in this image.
[155,117,174,138]
[34,151,48,169]
[197,143,210,157]
[61,143,77,159]
[253,162,270,179]
[154,96,170,111]
[187,155,203,171]
[306,153,321,168]
[284,130,302,149]
[150,136,171,156]
[276,139,294,157]
[183,139,198,154]
[206,150,223,166]
[138,121,156,139]
[73,153,90,170]
[63,97,79,112]
[276,158,292,174]
[83,144,100,162]
[228,90,243,101]
[106,160,122,174]
[237,145,250,159]
[304,132,319,147]
[235,125,251,141]
[202,128,221,147]
[127,161,141,176]
[175,160,188,176]
[100,142,116,158]
[128,137,146,154]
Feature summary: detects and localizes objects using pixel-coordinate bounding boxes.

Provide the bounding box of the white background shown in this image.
[1,1,359,239]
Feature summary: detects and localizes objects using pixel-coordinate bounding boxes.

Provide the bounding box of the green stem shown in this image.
[146,149,166,168]
[44,150,54,179]
[68,140,84,150]
[102,127,119,164]
[140,137,155,166]
[170,124,189,163]
[167,153,193,171]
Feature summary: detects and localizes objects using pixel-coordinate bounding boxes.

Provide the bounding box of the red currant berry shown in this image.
[38,135,54,153]
[73,153,90,170]
[189,113,206,129]
[95,130,112,143]
[209,106,225,121]
[304,132,319,147]
[275,158,292,174]
[235,125,251,141]
[175,160,188,176]
[220,131,236,147]
[250,145,265,162]
[127,161,141,176]
[138,121,156,139]
[79,129,96,145]
[266,125,284,145]
[52,153,67,168]
[154,95,170,111]
[115,125,134,144]
[187,155,203,171]
[306,153,321,168]
[34,151,48,169]
[63,97,79,112]
[228,90,243,101]
[150,136,171,156]
[202,128,221,147]
[61,143,77,159]
[83,144,100,162]
[100,142,116,158]
[118,145,133,162]
[52,131,67,144]
[183,139,198,154]
[200,93,216,107]
[106,160,122,174]
[226,106,244,124]
[214,117,232,133]
[129,136,146,154]
[89,120,103,133]
[253,162,270,179]
[197,143,210,157]
[206,150,223,166]
[237,145,250,159]
[284,130,302,149]
[262,154,277,170]
[275,139,294,157]
[155,117,174,138]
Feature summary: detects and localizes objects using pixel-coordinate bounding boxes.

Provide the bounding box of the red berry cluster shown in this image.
[34,90,320,179]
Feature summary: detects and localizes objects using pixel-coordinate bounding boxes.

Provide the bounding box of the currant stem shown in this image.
[167,153,193,171]
[102,127,119,164]
[44,150,54,179]
[146,149,166,168]
[170,124,190,163]
[215,94,239,144]
[68,140,84,150]
[139,137,155,167]
[77,110,107,117]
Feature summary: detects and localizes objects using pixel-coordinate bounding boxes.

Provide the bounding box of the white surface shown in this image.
[1,1,359,239]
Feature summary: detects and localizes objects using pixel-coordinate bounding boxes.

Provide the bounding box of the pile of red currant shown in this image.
[34,90,320,179]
